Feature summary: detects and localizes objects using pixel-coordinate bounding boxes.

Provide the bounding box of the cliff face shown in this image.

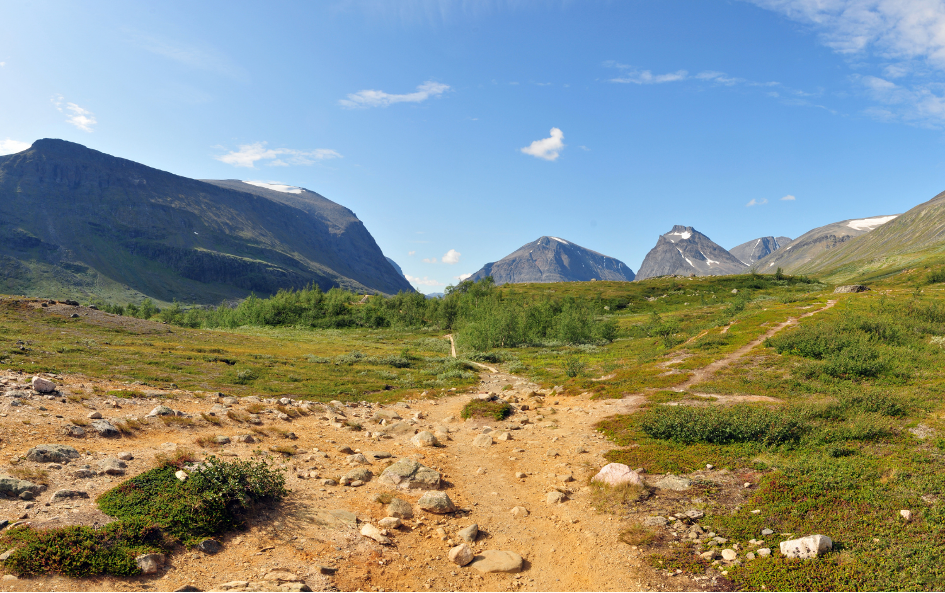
[0,139,413,303]
[636,225,747,280]
[469,236,635,285]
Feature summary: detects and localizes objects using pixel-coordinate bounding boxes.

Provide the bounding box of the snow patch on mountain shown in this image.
[847,215,898,231]
[243,180,303,194]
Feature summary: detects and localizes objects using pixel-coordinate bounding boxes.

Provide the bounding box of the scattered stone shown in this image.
[387,497,414,519]
[0,478,41,499]
[175,470,188,481]
[365,451,391,459]
[279,397,292,405]
[721,549,737,561]
[418,491,456,514]
[277,413,291,421]
[61,425,86,438]
[449,543,475,566]
[643,516,668,527]
[147,405,175,417]
[72,467,95,479]
[378,458,441,490]
[900,509,913,522]
[834,285,869,293]
[235,435,256,444]
[546,449,559,457]
[757,548,771,557]
[469,550,524,574]
[136,553,165,574]
[779,534,833,559]
[0,548,17,561]
[26,444,80,463]
[761,528,774,536]
[214,436,231,445]
[546,491,568,504]
[51,489,89,501]
[99,458,127,475]
[685,509,704,519]
[318,566,338,575]
[90,419,120,437]
[117,452,133,461]
[173,585,202,592]
[496,432,512,441]
[651,475,692,491]
[31,376,56,393]
[341,468,372,484]
[346,453,370,465]
[87,411,102,419]
[515,472,527,479]
[472,434,493,447]
[360,523,391,545]
[411,431,438,448]
[197,539,222,554]
[378,517,402,529]
[457,524,479,543]
[591,463,644,487]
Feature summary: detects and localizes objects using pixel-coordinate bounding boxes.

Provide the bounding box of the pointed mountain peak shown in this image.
[469,236,634,285]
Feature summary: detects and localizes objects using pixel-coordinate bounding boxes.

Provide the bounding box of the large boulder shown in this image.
[90,419,120,437]
[25,444,80,463]
[31,376,56,393]
[378,459,441,490]
[468,550,524,573]
[592,463,644,487]
[417,491,456,514]
[0,477,43,498]
[779,534,833,559]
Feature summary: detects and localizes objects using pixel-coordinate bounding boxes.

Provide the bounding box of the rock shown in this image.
[279,398,292,405]
[175,470,188,481]
[173,585,202,592]
[372,409,402,422]
[757,548,771,557]
[378,458,441,490]
[457,524,479,543]
[469,550,524,574]
[342,468,372,484]
[418,491,456,514]
[31,376,56,393]
[651,474,692,491]
[346,453,370,465]
[26,444,80,463]
[87,411,102,419]
[510,506,529,517]
[779,534,833,559]
[685,509,704,519]
[378,517,402,529]
[834,285,870,293]
[496,432,513,441]
[214,436,231,445]
[0,478,42,498]
[90,419,120,437]
[235,434,256,443]
[546,491,568,504]
[449,543,475,566]
[136,553,165,574]
[761,528,774,536]
[472,434,493,447]
[360,523,391,544]
[411,431,439,447]
[365,451,391,459]
[265,570,303,582]
[61,425,86,438]
[591,463,644,487]
[197,539,222,554]
[147,405,175,417]
[99,458,127,475]
[515,472,527,479]
[546,449,559,457]
[387,497,414,519]
[643,516,668,527]
[900,509,913,522]
[51,489,89,501]
[721,549,737,561]
[117,452,134,461]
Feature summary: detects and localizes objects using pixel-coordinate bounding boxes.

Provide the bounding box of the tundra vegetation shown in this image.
[3,266,945,589]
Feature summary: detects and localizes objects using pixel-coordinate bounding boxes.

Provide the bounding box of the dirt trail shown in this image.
[672,300,836,392]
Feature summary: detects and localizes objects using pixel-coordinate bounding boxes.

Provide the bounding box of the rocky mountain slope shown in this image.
[635,226,747,280]
[729,236,792,265]
[791,190,945,281]
[0,140,413,304]
[753,214,899,274]
[468,236,635,285]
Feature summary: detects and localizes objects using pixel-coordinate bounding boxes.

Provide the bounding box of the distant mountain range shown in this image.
[635,226,748,280]
[468,236,635,285]
[730,236,792,265]
[0,139,413,304]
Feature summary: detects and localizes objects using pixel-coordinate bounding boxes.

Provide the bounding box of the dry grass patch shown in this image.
[10,467,49,485]
[269,445,297,456]
[159,415,195,427]
[589,481,650,514]
[69,417,90,427]
[154,448,198,468]
[201,413,222,426]
[246,403,265,414]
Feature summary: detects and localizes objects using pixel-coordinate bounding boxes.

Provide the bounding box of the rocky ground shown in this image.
[0,361,767,593]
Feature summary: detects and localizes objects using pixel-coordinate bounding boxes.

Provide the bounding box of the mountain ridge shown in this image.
[636,225,747,280]
[468,236,635,285]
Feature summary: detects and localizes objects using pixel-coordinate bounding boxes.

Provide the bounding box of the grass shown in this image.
[201,413,223,425]
[9,467,49,485]
[69,417,90,427]
[460,399,513,421]
[269,445,297,456]
[159,415,195,427]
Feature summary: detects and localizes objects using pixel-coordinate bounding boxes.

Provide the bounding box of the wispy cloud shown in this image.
[521,127,565,161]
[423,257,438,263]
[746,198,769,207]
[128,30,248,82]
[339,81,450,108]
[405,274,441,287]
[52,95,97,132]
[455,273,473,281]
[609,68,689,84]
[0,139,29,155]
[781,194,796,201]
[408,250,416,256]
[857,74,945,127]
[442,249,461,264]
[214,142,342,168]
[0,62,5,67]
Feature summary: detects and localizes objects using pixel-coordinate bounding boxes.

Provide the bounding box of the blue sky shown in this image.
[4,1,945,292]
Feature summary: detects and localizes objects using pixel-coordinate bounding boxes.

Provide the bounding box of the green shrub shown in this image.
[461,399,513,421]
[233,369,259,384]
[639,405,807,445]
[563,356,586,378]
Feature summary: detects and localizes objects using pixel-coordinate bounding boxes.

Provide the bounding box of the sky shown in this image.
[4,0,945,292]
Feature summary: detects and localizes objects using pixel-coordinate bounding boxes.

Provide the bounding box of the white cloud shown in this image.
[0,62,5,67]
[52,95,96,132]
[423,257,438,263]
[405,274,442,287]
[0,139,30,155]
[215,142,341,168]
[129,31,248,81]
[781,194,797,201]
[521,127,565,161]
[339,81,450,108]
[610,69,689,84]
[442,249,461,264]
[408,251,416,256]
[855,74,945,126]
[746,198,769,207]
[456,273,473,281]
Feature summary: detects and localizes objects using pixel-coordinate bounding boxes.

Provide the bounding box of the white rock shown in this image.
[779,534,833,559]
[721,549,737,561]
[378,517,402,529]
[545,491,567,504]
[757,548,771,557]
[472,434,493,447]
[175,470,188,481]
[510,506,529,517]
[360,523,391,544]
[87,411,102,419]
[31,376,56,393]
[900,509,913,522]
[411,431,438,448]
[591,463,643,487]
[448,543,474,566]
[135,553,165,574]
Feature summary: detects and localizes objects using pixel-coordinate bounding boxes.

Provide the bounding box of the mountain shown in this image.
[752,214,899,274]
[0,139,414,304]
[468,236,635,285]
[729,236,791,265]
[385,257,407,279]
[635,225,747,280]
[789,191,945,281]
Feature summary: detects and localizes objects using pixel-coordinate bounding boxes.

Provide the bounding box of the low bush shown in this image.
[461,399,513,421]
[639,405,807,446]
